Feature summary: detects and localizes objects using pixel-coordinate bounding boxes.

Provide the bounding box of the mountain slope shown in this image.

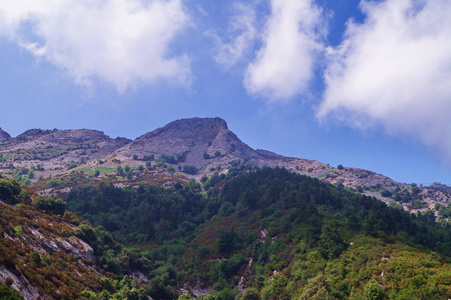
[0,117,450,215]
[0,129,130,179]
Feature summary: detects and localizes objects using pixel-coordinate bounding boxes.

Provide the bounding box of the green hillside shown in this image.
[62,168,451,299]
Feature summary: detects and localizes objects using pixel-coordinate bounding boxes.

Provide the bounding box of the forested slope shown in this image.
[64,168,451,299]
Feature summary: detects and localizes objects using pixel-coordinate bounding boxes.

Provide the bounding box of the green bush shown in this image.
[0,178,21,204]
[35,196,66,215]
[0,284,23,300]
[380,189,392,197]
[182,165,198,175]
[67,161,77,170]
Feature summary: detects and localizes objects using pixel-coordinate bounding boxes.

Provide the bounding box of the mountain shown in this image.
[0,117,450,215]
[0,128,11,142]
[109,117,258,167]
[0,128,130,179]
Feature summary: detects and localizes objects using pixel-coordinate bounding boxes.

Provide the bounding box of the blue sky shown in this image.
[0,0,451,185]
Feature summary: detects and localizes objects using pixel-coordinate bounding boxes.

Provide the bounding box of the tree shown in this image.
[337,164,344,170]
[380,189,392,197]
[146,276,175,300]
[0,178,21,204]
[299,275,333,300]
[94,170,101,177]
[363,279,383,300]
[117,166,124,175]
[240,288,260,300]
[178,293,194,300]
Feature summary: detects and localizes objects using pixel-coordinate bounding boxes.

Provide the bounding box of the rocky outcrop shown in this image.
[429,182,451,194]
[15,128,55,141]
[0,267,40,300]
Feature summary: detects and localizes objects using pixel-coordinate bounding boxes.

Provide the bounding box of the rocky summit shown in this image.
[110,117,257,167]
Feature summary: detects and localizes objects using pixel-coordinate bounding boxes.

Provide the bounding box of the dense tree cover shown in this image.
[62,167,451,299]
[66,182,207,244]
[4,168,451,299]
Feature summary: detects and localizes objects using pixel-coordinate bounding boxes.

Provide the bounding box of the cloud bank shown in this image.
[318,0,451,163]
[244,0,327,102]
[213,3,257,68]
[0,0,191,91]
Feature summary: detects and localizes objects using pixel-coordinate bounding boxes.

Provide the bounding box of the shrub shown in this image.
[337,164,344,170]
[13,226,23,238]
[380,189,392,197]
[167,165,175,174]
[363,279,383,300]
[0,178,21,204]
[0,284,23,300]
[35,196,66,215]
[143,155,154,161]
[182,165,198,175]
[67,161,77,170]
[117,166,124,174]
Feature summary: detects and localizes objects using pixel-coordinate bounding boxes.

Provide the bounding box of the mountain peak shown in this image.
[0,127,11,142]
[143,117,229,142]
[111,117,255,167]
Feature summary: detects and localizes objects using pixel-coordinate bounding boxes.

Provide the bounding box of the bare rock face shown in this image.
[0,127,11,142]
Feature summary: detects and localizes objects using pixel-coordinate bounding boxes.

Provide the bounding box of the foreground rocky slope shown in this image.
[0,117,450,214]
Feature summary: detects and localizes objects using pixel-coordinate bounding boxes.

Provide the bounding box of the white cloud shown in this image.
[213,3,256,68]
[0,0,191,91]
[244,0,326,102]
[318,0,451,163]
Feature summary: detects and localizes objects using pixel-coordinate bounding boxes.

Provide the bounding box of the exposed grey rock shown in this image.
[0,267,40,300]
